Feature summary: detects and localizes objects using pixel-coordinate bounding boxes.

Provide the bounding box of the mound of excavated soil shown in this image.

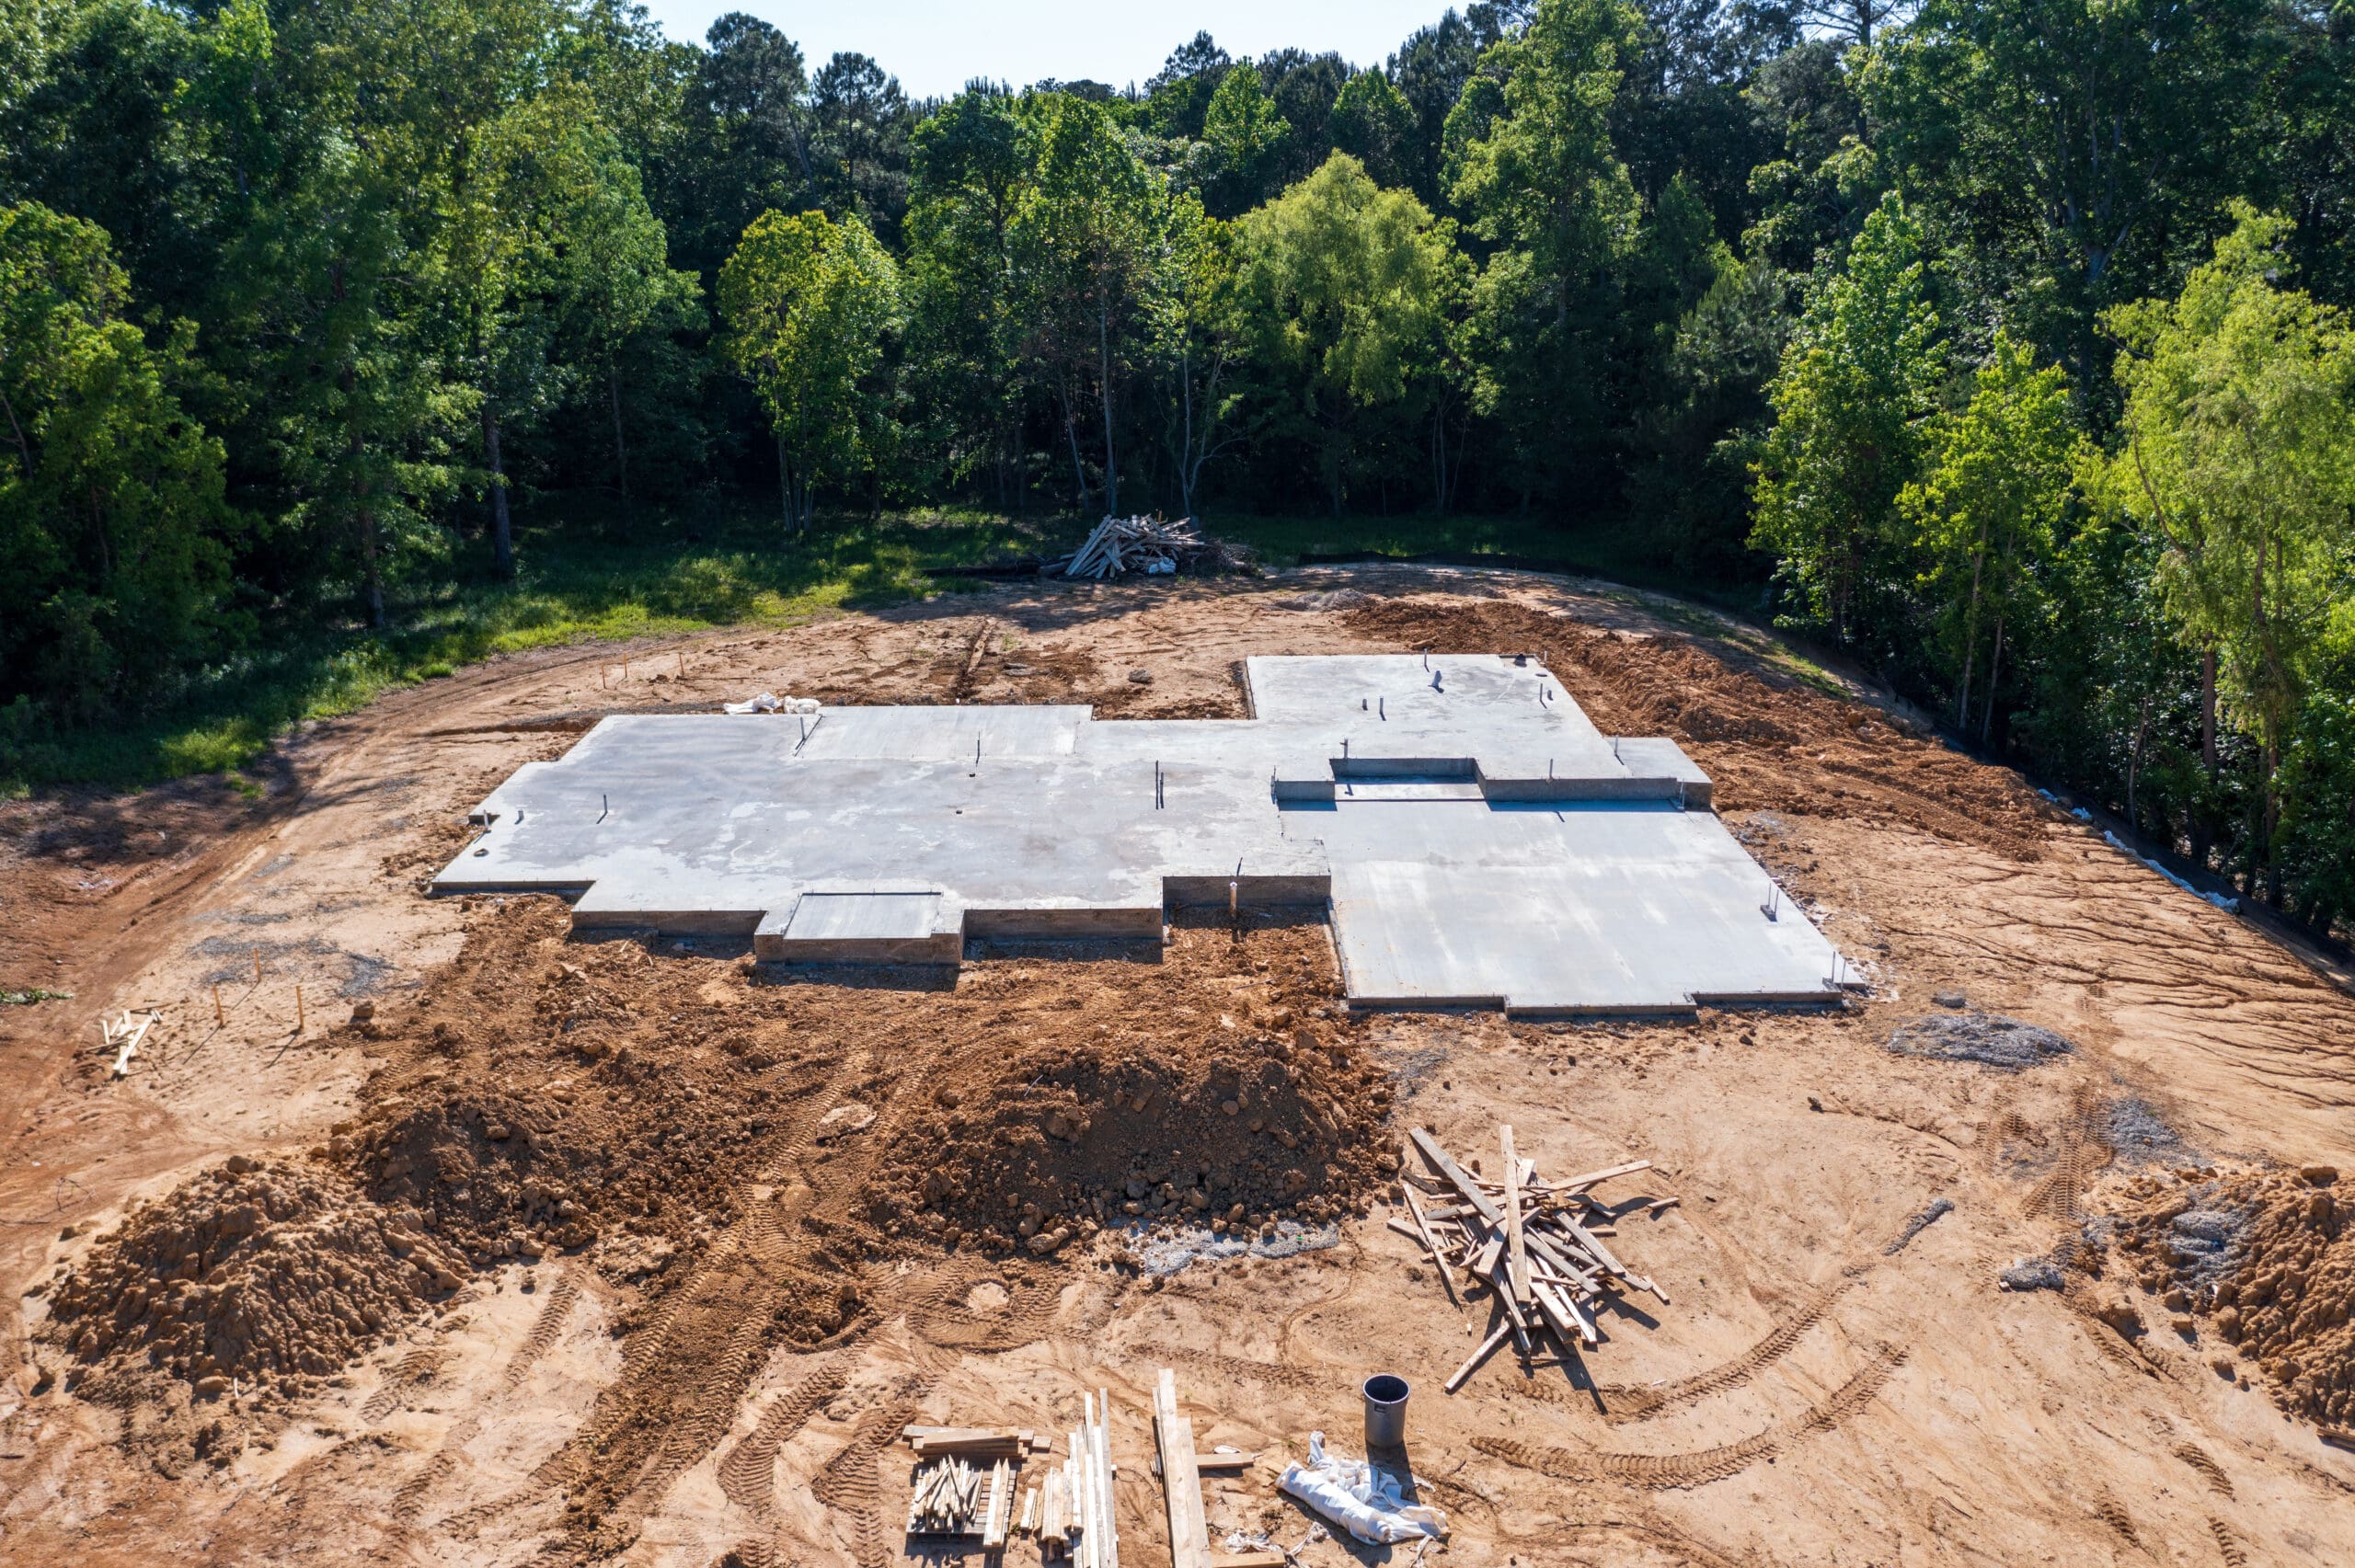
[2107,1165,2351,1424]
[34,1158,469,1413]
[867,1010,1396,1253]
[1342,597,2051,858]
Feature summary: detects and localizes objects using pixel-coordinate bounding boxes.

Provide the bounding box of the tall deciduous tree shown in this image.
[1752,191,1946,648]
[1008,95,1159,515]
[0,200,235,721]
[1328,69,1417,192]
[1900,332,2080,738]
[2092,207,2355,898]
[718,207,901,530]
[1235,154,1453,514]
[1450,0,1644,501]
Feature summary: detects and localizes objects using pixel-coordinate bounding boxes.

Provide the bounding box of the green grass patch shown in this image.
[1,988,75,1005]
[3,498,1048,792]
[5,496,1792,794]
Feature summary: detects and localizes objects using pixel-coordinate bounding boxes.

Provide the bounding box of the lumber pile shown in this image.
[906,1453,1012,1542]
[1045,1390,1122,1566]
[1392,1126,1674,1391]
[902,1426,1050,1545]
[1050,516,1251,579]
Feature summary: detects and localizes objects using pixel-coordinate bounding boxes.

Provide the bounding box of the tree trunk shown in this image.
[2193,646,2217,866]
[1980,618,2004,744]
[777,433,795,531]
[1061,383,1090,514]
[484,404,513,579]
[360,504,384,628]
[607,361,630,501]
[1097,291,1119,516]
[1956,521,1986,728]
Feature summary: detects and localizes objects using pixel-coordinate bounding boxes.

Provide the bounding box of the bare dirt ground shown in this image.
[4,565,2353,1568]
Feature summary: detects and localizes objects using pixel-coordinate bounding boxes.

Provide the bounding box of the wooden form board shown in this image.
[1153,1368,1212,1568]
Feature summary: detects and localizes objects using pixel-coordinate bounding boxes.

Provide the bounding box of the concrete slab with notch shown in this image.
[434,655,1843,1013]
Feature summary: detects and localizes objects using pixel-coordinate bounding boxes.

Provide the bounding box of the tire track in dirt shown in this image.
[391,1266,581,1528]
[717,1355,850,1513]
[1165,1345,1324,1391]
[1472,1345,1909,1489]
[2023,1080,2113,1220]
[2174,1441,2234,1498]
[507,1273,580,1387]
[2210,1515,2248,1565]
[2095,1496,2140,1548]
[809,1393,929,1568]
[905,1268,1083,1355]
[362,1346,445,1424]
[533,1052,890,1547]
[1585,1277,1860,1423]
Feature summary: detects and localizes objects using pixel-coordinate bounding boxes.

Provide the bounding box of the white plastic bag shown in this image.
[1277,1432,1447,1545]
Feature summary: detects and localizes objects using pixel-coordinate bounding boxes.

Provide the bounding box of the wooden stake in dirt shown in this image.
[252,947,261,983]
[213,984,224,1026]
[295,984,304,1034]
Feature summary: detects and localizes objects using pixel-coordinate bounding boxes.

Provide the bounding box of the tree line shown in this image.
[3,0,2353,933]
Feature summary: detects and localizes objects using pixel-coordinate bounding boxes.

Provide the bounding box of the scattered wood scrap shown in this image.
[1401,1126,1675,1391]
[1051,516,1252,579]
[100,1008,158,1078]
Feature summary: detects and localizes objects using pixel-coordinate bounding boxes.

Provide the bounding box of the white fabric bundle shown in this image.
[1277,1433,1447,1545]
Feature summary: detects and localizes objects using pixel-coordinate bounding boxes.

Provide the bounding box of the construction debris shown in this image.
[1039,1390,1120,1565]
[99,1008,159,1077]
[720,692,821,715]
[1050,516,1253,580]
[1277,1431,1446,1545]
[1154,1368,1212,1568]
[902,1425,1058,1541]
[1394,1126,1672,1391]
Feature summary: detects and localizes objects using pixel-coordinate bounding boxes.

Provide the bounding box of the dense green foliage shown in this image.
[5,0,2354,935]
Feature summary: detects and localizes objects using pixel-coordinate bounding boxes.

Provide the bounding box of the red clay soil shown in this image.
[1343,596,2051,859]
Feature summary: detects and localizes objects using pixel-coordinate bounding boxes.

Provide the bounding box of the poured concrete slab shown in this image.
[1312,801,1838,1013]
[434,654,1842,1012]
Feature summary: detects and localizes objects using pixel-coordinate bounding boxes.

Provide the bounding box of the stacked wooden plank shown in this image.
[906,1454,1007,1539]
[1044,1390,1120,1566]
[902,1426,1047,1543]
[1392,1126,1674,1391]
[1051,516,1250,579]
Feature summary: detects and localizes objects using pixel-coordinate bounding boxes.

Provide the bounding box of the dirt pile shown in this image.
[868,1008,1396,1253]
[2105,1164,2351,1423]
[1342,596,2051,858]
[34,1158,468,1406]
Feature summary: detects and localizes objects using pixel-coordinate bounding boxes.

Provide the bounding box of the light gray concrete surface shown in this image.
[433,655,1842,1012]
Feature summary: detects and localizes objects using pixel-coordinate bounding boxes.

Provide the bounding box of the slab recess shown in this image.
[434,654,1844,1013]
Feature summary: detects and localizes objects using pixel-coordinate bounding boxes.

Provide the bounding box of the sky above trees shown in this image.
[635,1,1447,97]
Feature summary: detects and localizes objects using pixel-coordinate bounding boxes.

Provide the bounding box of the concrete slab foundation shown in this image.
[433,655,1844,1012]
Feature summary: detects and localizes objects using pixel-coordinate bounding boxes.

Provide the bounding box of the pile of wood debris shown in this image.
[1051,516,1254,579]
[1391,1126,1676,1391]
[902,1402,1122,1562]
